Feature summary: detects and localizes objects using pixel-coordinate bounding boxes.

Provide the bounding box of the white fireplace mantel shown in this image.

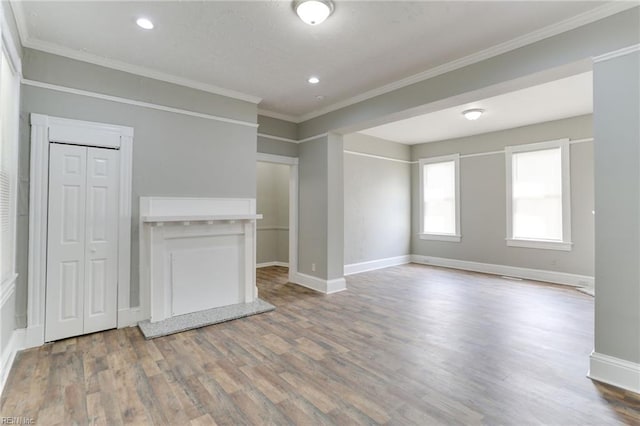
[139,197,262,323]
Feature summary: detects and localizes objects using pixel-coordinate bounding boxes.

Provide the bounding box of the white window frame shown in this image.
[418,154,461,242]
[505,139,572,251]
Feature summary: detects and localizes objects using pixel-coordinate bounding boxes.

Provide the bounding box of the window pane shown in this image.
[512,148,562,240]
[423,160,456,234]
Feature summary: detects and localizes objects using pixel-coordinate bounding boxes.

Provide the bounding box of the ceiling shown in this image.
[359,71,593,144]
[11,1,621,121]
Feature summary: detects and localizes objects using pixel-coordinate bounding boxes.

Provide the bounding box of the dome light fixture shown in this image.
[462,108,484,121]
[295,0,334,25]
[136,17,154,30]
[308,76,320,84]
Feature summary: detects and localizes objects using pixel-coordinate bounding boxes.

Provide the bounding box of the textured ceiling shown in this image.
[13,1,611,119]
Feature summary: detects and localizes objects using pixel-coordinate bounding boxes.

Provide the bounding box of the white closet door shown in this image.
[83,147,119,334]
[46,144,120,342]
[46,144,87,342]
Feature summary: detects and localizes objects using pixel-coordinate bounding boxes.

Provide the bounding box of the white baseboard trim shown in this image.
[588,351,640,394]
[290,272,347,294]
[24,325,44,349]
[257,261,289,268]
[0,328,25,397]
[410,255,594,288]
[118,307,144,328]
[344,255,411,276]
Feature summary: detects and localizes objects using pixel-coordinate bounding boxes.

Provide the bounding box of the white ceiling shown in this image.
[11,1,618,121]
[358,71,593,144]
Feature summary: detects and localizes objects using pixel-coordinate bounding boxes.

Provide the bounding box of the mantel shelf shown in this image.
[141,214,263,223]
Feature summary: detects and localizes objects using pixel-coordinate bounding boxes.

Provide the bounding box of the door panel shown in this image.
[83,147,119,334]
[46,144,87,342]
[46,144,119,342]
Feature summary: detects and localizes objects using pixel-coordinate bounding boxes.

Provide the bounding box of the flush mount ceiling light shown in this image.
[462,108,484,120]
[294,0,334,25]
[308,76,320,84]
[136,17,154,30]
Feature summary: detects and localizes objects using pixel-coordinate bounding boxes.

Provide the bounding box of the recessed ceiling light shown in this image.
[462,108,484,120]
[295,0,334,26]
[136,18,154,30]
[308,76,320,84]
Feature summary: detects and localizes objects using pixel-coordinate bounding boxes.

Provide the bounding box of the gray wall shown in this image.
[593,51,640,364]
[17,50,258,319]
[298,134,344,280]
[257,115,298,158]
[411,115,594,276]
[256,161,289,265]
[343,133,411,265]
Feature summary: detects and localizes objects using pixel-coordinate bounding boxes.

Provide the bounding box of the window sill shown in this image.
[419,233,461,242]
[506,238,572,251]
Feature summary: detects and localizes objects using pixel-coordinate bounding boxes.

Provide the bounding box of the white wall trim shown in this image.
[27,114,134,346]
[0,328,25,397]
[7,0,261,105]
[344,150,414,164]
[290,272,347,294]
[257,133,298,144]
[257,108,299,123]
[593,43,640,63]
[256,261,289,268]
[344,255,411,276]
[288,2,635,123]
[410,254,594,288]
[588,351,640,394]
[22,79,259,129]
[298,133,329,144]
[256,152,299,165]
[257,226,289,231]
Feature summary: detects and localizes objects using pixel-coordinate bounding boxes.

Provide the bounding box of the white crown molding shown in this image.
[1,2,22,75]
[280,2,636,123]
[11,1,635,121]
[593,43,640,63]
[9,0,261,105]
[22,38,262,104]
[22,79,259,129]
[257,108,299,123]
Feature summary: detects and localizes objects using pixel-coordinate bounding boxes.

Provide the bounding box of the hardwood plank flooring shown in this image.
[2,264,640,425]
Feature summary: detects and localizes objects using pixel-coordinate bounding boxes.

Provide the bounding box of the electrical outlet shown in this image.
[311,263,316,272]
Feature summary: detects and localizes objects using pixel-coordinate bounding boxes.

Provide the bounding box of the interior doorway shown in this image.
[255,153,298,282]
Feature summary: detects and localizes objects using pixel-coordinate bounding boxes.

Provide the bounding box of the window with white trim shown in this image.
[505,139,572,251]
[0,43,21,287]
[419,154,461,242]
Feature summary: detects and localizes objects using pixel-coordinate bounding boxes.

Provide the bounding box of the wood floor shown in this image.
[1,264,639,425]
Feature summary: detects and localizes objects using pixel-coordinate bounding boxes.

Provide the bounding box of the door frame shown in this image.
[27,113,134,348]
[256,153,299,282]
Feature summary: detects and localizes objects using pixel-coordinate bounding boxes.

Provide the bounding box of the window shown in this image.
[0,42,21,288]
[419,154,460,242]
[505,139,572,251]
